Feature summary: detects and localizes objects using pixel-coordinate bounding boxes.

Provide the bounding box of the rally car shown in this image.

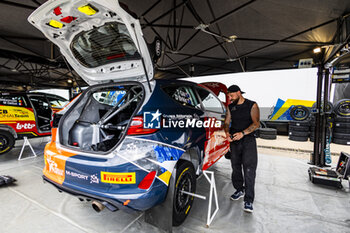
[29,0,229,226]
[0,92,67,154]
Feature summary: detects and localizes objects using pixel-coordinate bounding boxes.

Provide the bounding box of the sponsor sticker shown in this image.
[90,174,99,184]
[65,170,88,180]
[16,123,35,130]
[46,155,64,176]
[0,106,34,121]
[101,172,136,184]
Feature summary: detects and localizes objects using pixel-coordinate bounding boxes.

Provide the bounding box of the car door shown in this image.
[194,86,230,170]
[27,94,52,133]
[28,0,154,85]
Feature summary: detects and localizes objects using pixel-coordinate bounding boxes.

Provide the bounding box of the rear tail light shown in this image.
[126,116,159,135]
[138,171,156,190]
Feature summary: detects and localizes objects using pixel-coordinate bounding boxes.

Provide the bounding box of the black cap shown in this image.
[227,85,245,94]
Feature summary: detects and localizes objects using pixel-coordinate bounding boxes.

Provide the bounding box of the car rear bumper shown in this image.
[43,174,167,211]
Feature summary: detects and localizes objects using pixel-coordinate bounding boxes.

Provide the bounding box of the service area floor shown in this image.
[0,137,349,233]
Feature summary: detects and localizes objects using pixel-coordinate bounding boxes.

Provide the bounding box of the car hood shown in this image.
[28,0,153,85]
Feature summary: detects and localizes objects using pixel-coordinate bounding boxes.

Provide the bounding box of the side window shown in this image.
[47,97,68,109]
[218,92,227,103]
[0,94,27,107]
[196,87,224,113]
[162,85,199,108]
[29,96,50,112]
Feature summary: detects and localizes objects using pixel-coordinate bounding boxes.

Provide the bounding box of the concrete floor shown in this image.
[0,137,349,233]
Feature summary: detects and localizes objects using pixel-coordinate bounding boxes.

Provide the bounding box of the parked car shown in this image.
[0,92,68,154]
[29,0,229,226]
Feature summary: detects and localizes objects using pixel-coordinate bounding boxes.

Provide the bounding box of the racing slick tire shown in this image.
[332,138,350,145]
[289,125,309,132]
[288,130,309,137]
[289,120,310,127]
[290,105,310,121]
[0,131,15,155]
[334,116,350,123]
[259,128,277,140]
[173,160,196,226]
[289,135,309,142]
[334,99,350,117]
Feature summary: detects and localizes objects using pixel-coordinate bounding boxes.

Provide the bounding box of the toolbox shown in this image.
[308,152,350,189]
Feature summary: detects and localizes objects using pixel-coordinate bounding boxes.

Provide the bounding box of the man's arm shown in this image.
[243,103,260,135]
[232,103,260,141]
[224,106,233,142]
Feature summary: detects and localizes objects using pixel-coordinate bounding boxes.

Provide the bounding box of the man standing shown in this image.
[224,85,260,213]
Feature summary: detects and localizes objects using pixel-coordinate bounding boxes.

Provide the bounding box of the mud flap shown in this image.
[145,167,176,233]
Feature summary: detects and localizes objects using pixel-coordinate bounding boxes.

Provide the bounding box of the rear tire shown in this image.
[0,131,15,155]
[173,161,196,226]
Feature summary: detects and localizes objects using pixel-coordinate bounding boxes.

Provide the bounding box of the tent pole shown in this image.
[320,68,330,166]
[312,65,323,165]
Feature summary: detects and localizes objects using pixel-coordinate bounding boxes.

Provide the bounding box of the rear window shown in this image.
[71,22,141,68]
[0,94,27,107]
[92,90,127,107]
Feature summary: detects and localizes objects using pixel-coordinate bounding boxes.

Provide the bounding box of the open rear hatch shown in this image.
[28,0,154,85]
[28,1,157,153]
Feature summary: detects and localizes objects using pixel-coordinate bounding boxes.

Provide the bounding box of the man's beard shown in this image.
[230,98,239,105]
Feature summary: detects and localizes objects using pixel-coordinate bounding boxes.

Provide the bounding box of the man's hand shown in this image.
[232,132,244,141]
[226,132,233,142]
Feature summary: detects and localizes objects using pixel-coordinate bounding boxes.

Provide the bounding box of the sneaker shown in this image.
[230,190,244,201]
[243,202,253,213]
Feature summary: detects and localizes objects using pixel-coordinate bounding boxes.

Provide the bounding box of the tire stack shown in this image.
[288,105,310,141]
[258,128,277,140]
[332,99,350,145]
[289,121,310,141]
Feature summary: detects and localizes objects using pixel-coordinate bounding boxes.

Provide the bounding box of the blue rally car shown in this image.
[29,0,229,226]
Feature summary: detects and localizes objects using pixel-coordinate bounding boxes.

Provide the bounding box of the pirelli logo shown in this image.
[101,172,136,184]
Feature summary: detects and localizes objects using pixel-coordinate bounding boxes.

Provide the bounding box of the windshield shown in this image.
[71,22,141,68]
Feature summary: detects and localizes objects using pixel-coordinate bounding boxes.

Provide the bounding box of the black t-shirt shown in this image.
[229,98,255,135]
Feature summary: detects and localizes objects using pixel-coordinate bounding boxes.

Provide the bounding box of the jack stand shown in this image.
[18,137,37,161]
[180,170,219,228]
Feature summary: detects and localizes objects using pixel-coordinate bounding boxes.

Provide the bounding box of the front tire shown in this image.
[0,131,15,155]
[172,160,196,226]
